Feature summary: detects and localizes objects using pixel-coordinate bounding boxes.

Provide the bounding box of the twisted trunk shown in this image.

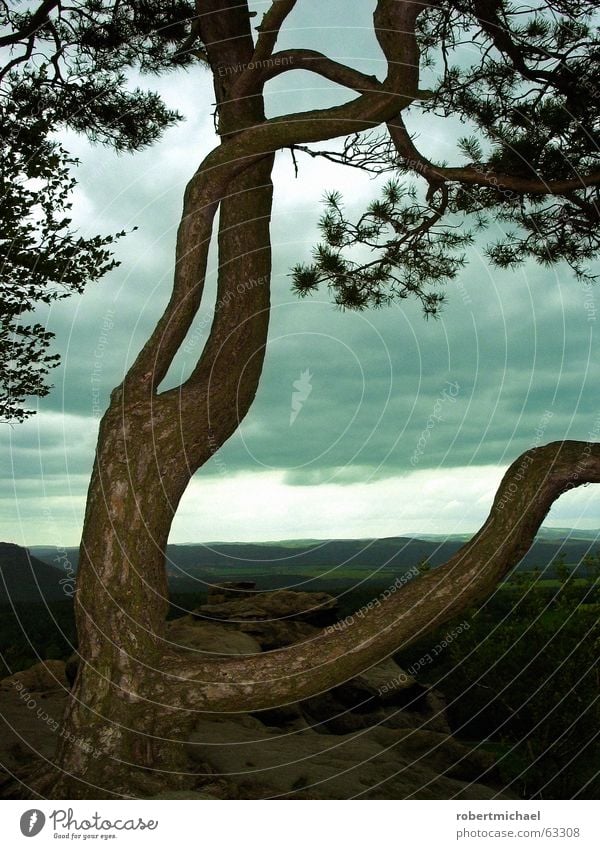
[49,161,274,796]
[45,3,276,795]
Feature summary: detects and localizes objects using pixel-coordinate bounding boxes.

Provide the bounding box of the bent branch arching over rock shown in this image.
[162,441,600,713]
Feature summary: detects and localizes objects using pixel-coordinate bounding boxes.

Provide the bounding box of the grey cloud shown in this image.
[3,11,599,540]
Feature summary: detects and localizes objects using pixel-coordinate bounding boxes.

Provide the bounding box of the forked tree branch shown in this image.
[388,115,600,195]
[123,0,428,398]
[159,440,600,712]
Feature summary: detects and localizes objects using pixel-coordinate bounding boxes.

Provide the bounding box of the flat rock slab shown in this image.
[186,713,507,800]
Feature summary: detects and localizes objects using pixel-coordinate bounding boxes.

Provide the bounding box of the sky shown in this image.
[2,0,599,546]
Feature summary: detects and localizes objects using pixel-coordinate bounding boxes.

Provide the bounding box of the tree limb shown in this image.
[388,115,600,195]
[234,48,382,97]
[159,440,600,712]
[252,0,298,64]
[0,0,59,48]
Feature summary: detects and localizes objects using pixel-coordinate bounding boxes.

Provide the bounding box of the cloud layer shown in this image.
[3,4,599,544]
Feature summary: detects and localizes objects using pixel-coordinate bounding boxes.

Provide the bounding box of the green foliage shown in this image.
[296,0,599,308]
[395,563,600,799]
[417,0,600,281]
[1,0,202,421]
[0,107,127,421]
[291,181,472,316]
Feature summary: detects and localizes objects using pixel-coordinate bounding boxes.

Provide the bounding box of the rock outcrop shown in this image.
[165,582,507,798]
[193,585,339,650]
[0,661,69,792]
[0,585,511,799]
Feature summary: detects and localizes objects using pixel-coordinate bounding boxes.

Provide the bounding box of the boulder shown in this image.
[301,689,388,734]
[186,713,511,800]
[0,667,66,780]
[194,585,339,649]
[238,620,320,650]
[352,657,416,701]
[166,616,261,656]
[0,661,68,694]
[206,581,259,606]
[195,588,339,627]
[298,657,448,735]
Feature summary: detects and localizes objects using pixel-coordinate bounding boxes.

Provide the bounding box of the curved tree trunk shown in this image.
[40,3,278,796]
[45,156,275,797]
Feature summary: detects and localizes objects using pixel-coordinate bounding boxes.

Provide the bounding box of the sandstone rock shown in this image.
[186,713,511,799]
[299,657,443,736]
[147,790,219,799]
[368,726,500,785]
[206,581,259,606]
[301,689,388,734]
[0,588,510,800]
[194,585,339,649]
[251,703,306,729]
[0,651,510,800]
[166,616,261,656]
[239,619,320,650]
[0,678,65,778]
[0,661,68,694]
[195,588,339,626]
[353,657,416,701]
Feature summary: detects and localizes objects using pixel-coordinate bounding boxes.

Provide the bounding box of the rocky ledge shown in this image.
[0,583,512,799]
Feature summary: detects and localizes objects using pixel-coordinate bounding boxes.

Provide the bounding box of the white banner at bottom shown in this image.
[0,799,597,848]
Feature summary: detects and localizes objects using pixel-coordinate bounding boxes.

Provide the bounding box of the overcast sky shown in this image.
[3,1,599,546]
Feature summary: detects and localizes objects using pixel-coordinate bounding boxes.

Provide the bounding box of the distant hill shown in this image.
[0,543,67,605]
[415,528,600,543]
[0,529,598,605]
[28,530,600,590]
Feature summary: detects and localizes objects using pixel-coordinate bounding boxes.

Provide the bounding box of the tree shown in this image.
[7,0,600,798]
[0,0,193,420]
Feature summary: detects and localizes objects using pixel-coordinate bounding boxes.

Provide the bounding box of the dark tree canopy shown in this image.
[0,0,202,421]
[293,0,599,312]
